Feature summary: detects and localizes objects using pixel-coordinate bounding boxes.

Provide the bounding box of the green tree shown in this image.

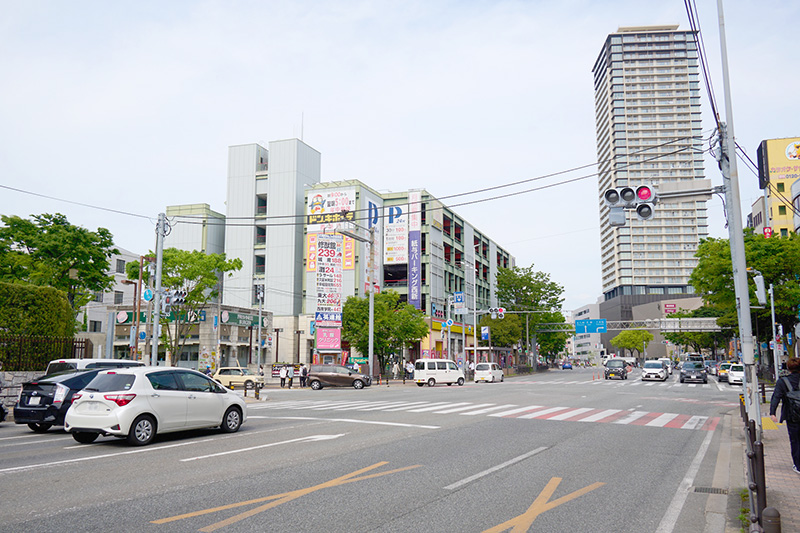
[610,329,654,359]
[341,290,428,372]
[495,264,568,360]
[0,213,118,311]
[662,306,732,355]
[690,231,800,344]
[478,313,523,348]
[128,248,242,366]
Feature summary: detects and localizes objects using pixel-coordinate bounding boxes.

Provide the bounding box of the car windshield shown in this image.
[720,363,731,370]
[476,364,490,371]
[83,373,136,392]
[730,365,743,372]
[644,361,662,369]
[240,369,255,375]
[683,362,703,369]
[607,360,624,368]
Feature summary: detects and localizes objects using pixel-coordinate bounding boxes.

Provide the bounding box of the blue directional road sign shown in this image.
[575,319,607,334]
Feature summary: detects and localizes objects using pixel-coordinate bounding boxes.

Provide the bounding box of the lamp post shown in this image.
[256,285,264,370]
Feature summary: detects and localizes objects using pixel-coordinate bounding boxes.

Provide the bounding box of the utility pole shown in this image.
[257,285,264,370]
[716,0,760,432]
[151,212,166,366]
[769,284,779,382]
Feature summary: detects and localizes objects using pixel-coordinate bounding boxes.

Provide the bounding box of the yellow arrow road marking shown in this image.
[484,477,605,533]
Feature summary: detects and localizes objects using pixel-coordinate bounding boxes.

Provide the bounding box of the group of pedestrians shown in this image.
[278,364,309,388]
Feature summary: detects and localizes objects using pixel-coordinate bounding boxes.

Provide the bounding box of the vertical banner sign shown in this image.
[384,205,408,264]
[408,190,422,309]
[315,234,343,326]
[316,328,341,350]
[306,189,356,271]
[306,234,318,272]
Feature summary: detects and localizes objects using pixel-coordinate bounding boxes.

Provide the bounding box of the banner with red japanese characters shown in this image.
[315,233,343,326]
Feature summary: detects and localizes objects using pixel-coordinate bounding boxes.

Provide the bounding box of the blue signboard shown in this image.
[575,319,607,334]
[481,326,490,340]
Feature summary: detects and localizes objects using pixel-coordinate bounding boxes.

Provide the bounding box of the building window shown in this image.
[116,259,126,273]
[781,228,788,237]
[778,205,787,216]
[777,182,785,192]
[89,320,102,333]
[114,291,123,304]
[94,292,104,303]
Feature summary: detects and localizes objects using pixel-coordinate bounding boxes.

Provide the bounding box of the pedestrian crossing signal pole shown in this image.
[151,212,166,366]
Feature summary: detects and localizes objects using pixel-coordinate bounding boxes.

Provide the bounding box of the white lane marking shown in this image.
[460,404,518,416]
[405,402,457,413]
[655,429,715,533]
[181,434,346,462]
[0,438,216,474]
[578,409,622,422]
[334,401,399,411]
[614,411,648,425]
[444,447,548,490]
[381,402,431,412]
[646,413,679,427]
[547,407,594,421]
[256,416,440,429]
[688,384,697,388]
[434,403,494,414]
[518,407,568,419]
[304,401,366,410]
[0,434,50,442]
[358,402,418,411]
[317,401,374,410]
[488,405,544,417]
[0,436,73,448]
[681,416,706,430]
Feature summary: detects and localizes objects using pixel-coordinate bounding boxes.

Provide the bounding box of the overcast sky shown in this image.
[1,0,798,311]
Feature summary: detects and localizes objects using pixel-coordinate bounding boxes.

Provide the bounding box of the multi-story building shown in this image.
[165,203,225,254]
[593,25,708,349]
[756,137,800,237]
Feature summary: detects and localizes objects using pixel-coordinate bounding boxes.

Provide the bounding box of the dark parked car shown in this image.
[308,365,372,390]
[14,369,103,432]
[680,361,708,383]
[604,359,628,380]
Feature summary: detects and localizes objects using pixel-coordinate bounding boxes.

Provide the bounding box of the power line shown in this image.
[684,0,721,128]
[0,184,154,220]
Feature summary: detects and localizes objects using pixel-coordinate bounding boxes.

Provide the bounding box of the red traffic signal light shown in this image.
[636,185,653,202]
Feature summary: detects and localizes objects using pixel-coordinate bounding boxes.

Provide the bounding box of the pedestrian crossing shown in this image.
[512,378,726,389]
[248,399,720,431]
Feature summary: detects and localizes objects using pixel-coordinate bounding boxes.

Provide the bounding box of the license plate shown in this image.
[86,402,102,411]
[27,396,41,406]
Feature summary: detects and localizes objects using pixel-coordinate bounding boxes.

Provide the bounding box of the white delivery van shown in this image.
[414,359,465,387]
[45,358,145,375]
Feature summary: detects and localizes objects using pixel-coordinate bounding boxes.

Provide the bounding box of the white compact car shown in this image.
[474,362,504,383]
[65,367,246,446]
[414,359,465,387]
[727,364,745,385]
[641,360,668,381]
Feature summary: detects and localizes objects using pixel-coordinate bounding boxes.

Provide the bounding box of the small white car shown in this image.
[727,364,745,385]
[65,367,246,446]
[474,362,504,383]
[641,360,667,381]
[414,359,465,387]
[657,358,673,375]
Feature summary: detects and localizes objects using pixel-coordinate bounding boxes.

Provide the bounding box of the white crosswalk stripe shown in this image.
[614,411,648,424]
[488,406,544,417]
[460,404,518,416]
[646,413,680,427]
[578,409,622,422]
[434,403,494,414]
[518,407,569,419]
[547,407,594,421]
[408,402,469,413]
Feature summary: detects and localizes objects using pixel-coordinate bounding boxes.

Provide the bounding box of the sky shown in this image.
[1,0,798,311]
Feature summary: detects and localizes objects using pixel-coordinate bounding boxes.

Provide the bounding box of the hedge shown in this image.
[0,281,73,337]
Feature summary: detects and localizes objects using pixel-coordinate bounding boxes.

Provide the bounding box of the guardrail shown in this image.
[739,394,781,532]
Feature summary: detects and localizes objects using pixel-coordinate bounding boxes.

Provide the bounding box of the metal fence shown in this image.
[0,335,92,371]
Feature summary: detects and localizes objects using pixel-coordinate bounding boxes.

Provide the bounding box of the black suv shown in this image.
[679,361,707,383]
[604,359,628,380]
[14,369,103,432]
[308,365,372,390]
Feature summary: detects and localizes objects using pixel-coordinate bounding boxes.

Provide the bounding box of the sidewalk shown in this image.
[759,416,800,530]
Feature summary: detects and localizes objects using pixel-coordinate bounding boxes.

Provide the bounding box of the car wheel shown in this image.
[353,379,365,390]
[244,380,254,390]
[72,431,98,444]
[417,383,424,387]
[427,378,436,387]
[221,406,242,433]
[28,422,52,433]
[127,415,156,446]
[703,379,707,384]
[310,380,322,390]
[500,376,504,382]
[680,378,684,383]
[457,377,465,386]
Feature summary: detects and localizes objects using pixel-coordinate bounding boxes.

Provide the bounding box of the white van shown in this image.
[413,359,465,387]
[45,358,145,375]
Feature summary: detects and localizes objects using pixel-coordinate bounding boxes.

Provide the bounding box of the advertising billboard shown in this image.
[408,190,422,309]
[383,204,408,264]
[757,137,800,189]
[315,233,343,325]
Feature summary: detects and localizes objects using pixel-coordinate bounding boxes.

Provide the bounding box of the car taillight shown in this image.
[72,393,82,401]
[53,383,69,404]
[104,393,136,407]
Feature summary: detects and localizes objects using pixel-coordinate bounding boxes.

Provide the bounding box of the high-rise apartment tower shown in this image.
[593,25,708,324]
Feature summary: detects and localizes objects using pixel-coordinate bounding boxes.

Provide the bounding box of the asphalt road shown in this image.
[0,367,742,532]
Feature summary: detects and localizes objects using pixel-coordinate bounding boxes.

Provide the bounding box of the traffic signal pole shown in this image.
[150,212,166,366]
[716,0,760,433]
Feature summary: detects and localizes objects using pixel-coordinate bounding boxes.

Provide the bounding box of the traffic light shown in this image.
[603,187,637,208]
[161,290,173,314]
[634,185,657,221]
[173,289,187,306]
[489,307,505,319]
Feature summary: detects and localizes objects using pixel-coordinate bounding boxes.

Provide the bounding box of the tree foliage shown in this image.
[127,248,242,366]
[690,231,800,343]
[610,329,654,358]
[495,264,568,357]
[0,213,118,310]
[661,306,732,354]
[341,290,428,372]
[0,280,73,336]
[478,313,523,348]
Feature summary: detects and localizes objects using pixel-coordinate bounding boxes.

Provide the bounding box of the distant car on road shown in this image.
[717,362,733,382]
[212,367,264,390]
[680,361,707,384]
[45,358,144,375]
[604,359,628,380]
[474,362,504,383]
[657,358,673,375]
[727,364,744,385]
[641,360,668,381]
[308,364,372,390]
[65,367,246,446]
[561,361,573,370]
[14,369,104,432]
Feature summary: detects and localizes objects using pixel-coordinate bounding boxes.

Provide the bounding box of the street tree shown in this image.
[690,231,800,345]
[610,329,654,359]
[341,290,428,373]
[478,313,523,350]
[661,306,732,356]
[0,213,117,311]
[495,264,568,361]
[127,248,242,366]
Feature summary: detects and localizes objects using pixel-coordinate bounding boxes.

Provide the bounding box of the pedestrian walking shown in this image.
[287,365,295,388]
[279,365,287,388]
[258,364,264,376]
[392,361,400,380]
[405,360,414,380]
[300,364,308,387]
[769,357,800,474]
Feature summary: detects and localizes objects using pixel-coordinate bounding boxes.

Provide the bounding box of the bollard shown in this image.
[760,382,767,404]
[255,383,260,400]
[761,507,781,533]
[753,441,767,523]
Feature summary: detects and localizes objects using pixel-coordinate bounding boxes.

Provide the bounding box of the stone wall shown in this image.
[1,372,40,418]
